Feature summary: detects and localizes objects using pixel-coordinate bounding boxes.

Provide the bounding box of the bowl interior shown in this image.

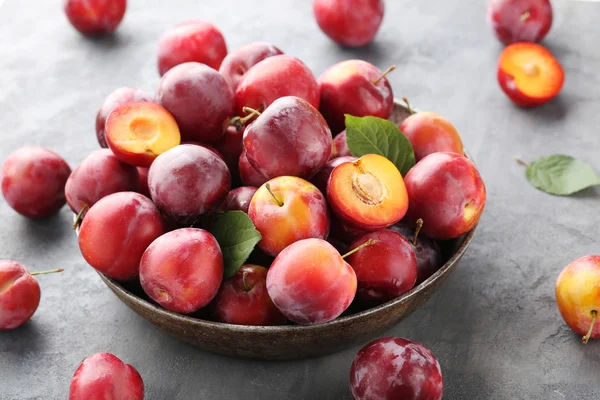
[78,99,478,359]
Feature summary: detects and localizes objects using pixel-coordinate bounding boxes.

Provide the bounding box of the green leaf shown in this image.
[345,114,416,176]
[210,211,262,279]
[524,154,600,196]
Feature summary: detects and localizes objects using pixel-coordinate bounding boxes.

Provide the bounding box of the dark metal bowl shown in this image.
[82,100,479,360]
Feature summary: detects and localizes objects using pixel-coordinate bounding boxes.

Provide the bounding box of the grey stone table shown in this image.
[1,0,599,399]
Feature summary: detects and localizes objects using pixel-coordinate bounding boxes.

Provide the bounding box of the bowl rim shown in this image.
[81,99,479,333]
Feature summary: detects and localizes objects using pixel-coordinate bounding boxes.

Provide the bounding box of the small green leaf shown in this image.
[524,154,600,196]
[210,211,262,278]
[345,114,416,176]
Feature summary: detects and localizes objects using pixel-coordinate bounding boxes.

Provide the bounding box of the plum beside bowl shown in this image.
[76,100,479,360]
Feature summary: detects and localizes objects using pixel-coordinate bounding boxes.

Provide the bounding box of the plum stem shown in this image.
[242,271,251,292]
[520,11,531,22]
[30,268,64,276]
[342,239,378,259]
[242,107,262,118]
[402,97,415,115]
[514,156,529,167]
[582,310,597,344]
[413,218,424,246]
[72,204,89,230]
[372,65,397,85]
[265,183,283,207]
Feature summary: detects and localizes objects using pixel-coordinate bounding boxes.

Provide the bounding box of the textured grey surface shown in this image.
[1,0,600,399]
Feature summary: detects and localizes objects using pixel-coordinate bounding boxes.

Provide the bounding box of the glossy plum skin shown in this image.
[400,112,464,162]
[267,238,357,324]
[157,21,227,76]
[404,152,486,240]
[218,186,257,213]
[243,96,332,180]
[249,176,330,257]
[487,0,552,45]
[1,146,71,219]
[556,256,600,340]
[65,149,140,214]
[148,145,231,225]
[330,215,369,244]
[313,0,384,47]
[157,62,234,143]
[69,353,144,400]
[219,42,283,92]
[0,261,40,330]
[319,60,394,135]
[136,167,150,197]
[78,192,165,281]
[140,228,223,314]
[238,151,269,187]
[312,155,358,195]
[388,223,443,284]
[64,0,126,36]
[214,126,245,172]
[331,130,351,159]
[350,337,444,400]
[347,230,417,305]
[95,87,154,148]
[234,55,320,116]
[211,265,287,326]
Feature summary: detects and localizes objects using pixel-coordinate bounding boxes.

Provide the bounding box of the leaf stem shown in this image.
[341,239,378,259]
[520,11,531,22]
[265,183,283,207]
[72,204,88,230]
[372,65,397,85]
[412,218,423,247]
[514,156,530,167]
[582,310,597,344]
[30,268,64,276]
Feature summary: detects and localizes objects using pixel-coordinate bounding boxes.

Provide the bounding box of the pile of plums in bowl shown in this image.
[61,31,485,359]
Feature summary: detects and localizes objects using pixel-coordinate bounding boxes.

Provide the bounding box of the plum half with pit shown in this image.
[327,154,408,231]
[243,96,332,180]
[148,144,231,225]
[1,146,71,219]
